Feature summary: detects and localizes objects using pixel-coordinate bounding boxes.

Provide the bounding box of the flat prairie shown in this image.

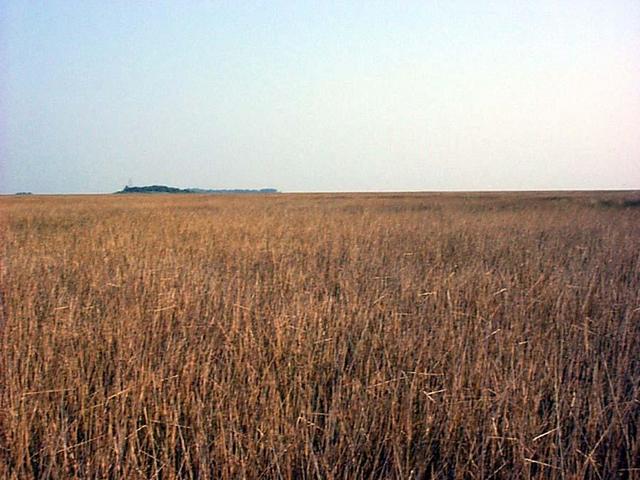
[1,192,639,479]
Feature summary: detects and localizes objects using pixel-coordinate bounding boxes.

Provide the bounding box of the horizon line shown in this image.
[3,188,639,196]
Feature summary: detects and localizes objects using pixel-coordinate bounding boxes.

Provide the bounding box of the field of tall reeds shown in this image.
[1,192,639,479]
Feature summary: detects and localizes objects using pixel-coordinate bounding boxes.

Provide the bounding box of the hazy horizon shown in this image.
[3,1,640,194]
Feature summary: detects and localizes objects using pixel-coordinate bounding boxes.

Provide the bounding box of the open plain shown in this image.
[1,192,639,478]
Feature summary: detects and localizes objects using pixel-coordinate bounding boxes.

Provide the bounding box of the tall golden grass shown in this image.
[1,192,639,478]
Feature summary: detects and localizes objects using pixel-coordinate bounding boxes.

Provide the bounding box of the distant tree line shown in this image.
[115,185,278,194]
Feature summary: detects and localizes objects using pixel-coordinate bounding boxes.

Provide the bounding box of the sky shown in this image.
[2,0,639,193]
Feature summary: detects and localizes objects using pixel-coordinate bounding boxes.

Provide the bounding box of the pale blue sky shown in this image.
[2,1,639,193]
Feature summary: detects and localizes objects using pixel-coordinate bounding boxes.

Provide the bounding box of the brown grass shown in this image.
[1,192,639,479]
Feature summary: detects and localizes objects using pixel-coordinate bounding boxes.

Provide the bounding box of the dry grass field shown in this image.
[1,192,639,479]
